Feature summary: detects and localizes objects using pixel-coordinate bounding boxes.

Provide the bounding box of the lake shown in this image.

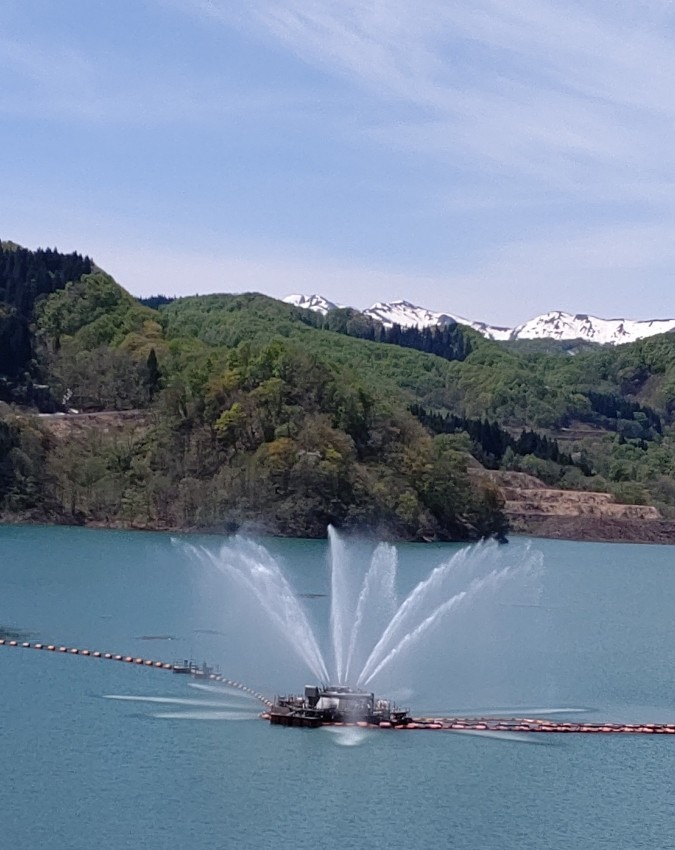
[1,525,674,849]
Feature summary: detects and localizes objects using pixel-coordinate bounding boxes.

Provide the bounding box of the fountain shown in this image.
[186,528,542,710]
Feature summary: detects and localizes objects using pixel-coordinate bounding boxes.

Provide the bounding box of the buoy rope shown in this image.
[0,637,273,708]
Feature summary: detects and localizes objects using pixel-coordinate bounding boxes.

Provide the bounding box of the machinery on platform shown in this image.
[268,684,412,727]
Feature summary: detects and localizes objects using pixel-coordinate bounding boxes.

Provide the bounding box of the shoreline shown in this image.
[508,514,675,546]
[3,512,675,546]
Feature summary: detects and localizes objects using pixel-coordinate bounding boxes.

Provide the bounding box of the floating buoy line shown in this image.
[3,638,675,734]
[0,637,273,708]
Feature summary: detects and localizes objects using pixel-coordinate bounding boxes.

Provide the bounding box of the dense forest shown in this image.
[4,241,675,538]
[0,240,93,404]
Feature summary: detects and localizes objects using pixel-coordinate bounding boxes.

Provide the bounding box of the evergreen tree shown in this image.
[145,348,162,399]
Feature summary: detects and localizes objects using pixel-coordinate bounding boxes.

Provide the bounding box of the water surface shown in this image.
[1,526,674,849]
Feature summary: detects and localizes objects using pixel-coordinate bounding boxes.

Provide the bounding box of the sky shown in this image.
[2,0,675,325]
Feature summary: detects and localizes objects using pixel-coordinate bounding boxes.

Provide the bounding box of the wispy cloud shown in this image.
[167,0,675,205]
[153,0,675,319]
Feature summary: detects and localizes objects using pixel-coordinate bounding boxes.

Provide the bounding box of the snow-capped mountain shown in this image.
[364,300,460,328]
[364,300,512,340]
[283,293,341,315]
[284,293,675,346]
[509,311,675,345]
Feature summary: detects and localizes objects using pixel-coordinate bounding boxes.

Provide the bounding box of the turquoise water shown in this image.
[1,526,675,849]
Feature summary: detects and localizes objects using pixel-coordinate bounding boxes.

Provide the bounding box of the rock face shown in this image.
[483,470,675,544]
[284,294,675,346]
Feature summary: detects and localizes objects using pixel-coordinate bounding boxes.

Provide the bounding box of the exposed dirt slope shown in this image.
[37,410,151,437]
[483,470,675,544]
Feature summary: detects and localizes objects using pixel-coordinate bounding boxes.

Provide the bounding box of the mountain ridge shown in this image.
[283,294,675,346]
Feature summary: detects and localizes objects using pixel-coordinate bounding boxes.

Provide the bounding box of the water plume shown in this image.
[359,564,514,686]
[187,538,329,682]
[183,530,540,692]
[328,526,350,684]
[344,542,397,684]
[356,543,496,685]
[322,726,372,747]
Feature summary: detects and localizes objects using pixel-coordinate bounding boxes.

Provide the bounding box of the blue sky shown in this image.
[2,0,675,324]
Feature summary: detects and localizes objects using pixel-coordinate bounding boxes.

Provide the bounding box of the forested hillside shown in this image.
[4,242,675,539]
[0,257,506,540]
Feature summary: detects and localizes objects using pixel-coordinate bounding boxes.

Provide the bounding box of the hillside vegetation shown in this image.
[3,241,675,538]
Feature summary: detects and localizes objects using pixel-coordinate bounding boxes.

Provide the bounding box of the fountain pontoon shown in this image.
[268,685,412,728]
